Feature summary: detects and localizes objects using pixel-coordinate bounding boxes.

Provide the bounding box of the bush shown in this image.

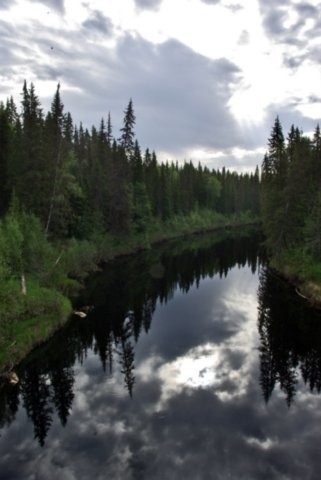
[60,238,100,280]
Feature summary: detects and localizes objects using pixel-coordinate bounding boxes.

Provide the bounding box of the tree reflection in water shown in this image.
[1,228,262,446]
[258,267,321,406]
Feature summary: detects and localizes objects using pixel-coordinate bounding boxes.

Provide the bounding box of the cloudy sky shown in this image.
[1,0,321,171]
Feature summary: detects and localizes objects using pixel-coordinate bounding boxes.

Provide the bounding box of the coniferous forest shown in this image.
[261,116,321,295]
[0,82,260,370]
[0,82,260,238]
[2,82,321,372]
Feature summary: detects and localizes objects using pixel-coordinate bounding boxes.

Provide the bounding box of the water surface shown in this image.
[1,229,321,479]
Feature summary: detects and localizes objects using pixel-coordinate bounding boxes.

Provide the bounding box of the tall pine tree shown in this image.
[119,99,136,157]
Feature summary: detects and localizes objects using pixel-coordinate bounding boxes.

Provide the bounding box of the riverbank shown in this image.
[271,248,321,309]
[93,210,260,261]
[0,211,260,376]
[0,280,72,378]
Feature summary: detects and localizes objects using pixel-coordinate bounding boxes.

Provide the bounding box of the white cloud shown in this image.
[0,0,321,171]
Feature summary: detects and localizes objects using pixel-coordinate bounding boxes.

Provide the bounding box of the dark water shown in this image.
[1,229,321,479]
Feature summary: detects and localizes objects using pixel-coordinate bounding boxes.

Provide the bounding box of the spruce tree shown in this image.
[45,83,64,234]
[106,112,113,147]
[131,140,151,232]
[108,142,132,234]
[285,131,312,246]
[144,150,160,216]
[17,81,45,217]
[119,99,136,156]
[0,103,10,216]
[261,117,288,253]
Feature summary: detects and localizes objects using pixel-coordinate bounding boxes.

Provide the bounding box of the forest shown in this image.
[0,81,260,370]
[1,81,321,373]
[0,81,321,375]
[261,116,321,290]
[0,82,260,238]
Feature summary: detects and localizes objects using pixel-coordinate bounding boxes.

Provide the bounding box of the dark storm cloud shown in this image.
[82,10,113,36]
[28,0,64,14]
[134,0,162,10]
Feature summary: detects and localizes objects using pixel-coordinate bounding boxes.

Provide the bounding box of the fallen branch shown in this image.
[295,287,309,301]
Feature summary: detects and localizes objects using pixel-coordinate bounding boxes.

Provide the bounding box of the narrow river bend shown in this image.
[1,229,321,480]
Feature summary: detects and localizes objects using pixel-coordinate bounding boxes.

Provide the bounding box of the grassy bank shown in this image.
[0,210,259,376]
[0,279,72,375]
[271,248,321,309]
[88,210,260,262]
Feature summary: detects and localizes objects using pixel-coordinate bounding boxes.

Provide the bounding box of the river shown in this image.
[1,228,321,479]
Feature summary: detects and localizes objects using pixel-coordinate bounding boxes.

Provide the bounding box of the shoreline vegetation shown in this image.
[2,83,321,378]
[0,212,259,376]
[261,117,321,310]
[271,253,321,310]
[0,82,261,377]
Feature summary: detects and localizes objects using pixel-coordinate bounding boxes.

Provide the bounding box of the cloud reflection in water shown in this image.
[2,232,321,479]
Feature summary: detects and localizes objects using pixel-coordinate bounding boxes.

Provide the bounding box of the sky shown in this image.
[0,0,321,172]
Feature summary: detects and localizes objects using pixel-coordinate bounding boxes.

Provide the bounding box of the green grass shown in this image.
[271,247,321,306]
[272,248,321,281]
[0,278,72,373]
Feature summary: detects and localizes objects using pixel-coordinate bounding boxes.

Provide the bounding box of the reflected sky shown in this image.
[1,232,321,479]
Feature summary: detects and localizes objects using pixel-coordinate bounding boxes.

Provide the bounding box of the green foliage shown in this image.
[0,197,52,281]
[261,117,288,253]
[132,181,152,233]
[119,98,136,156]
[1,82,261,240]
[304,191,321,261]
[0,279,25,328]
[0,102,11,215]
[0,200,24,278]
[0,82,263,371]
[261,117,321,290]
[60,238,100,280]
[0,277,72,371]
[271,248,321,292]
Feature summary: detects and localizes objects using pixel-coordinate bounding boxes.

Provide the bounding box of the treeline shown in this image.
[0,82,260,370]
[261,117,321,282]
[0,82,260,239]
